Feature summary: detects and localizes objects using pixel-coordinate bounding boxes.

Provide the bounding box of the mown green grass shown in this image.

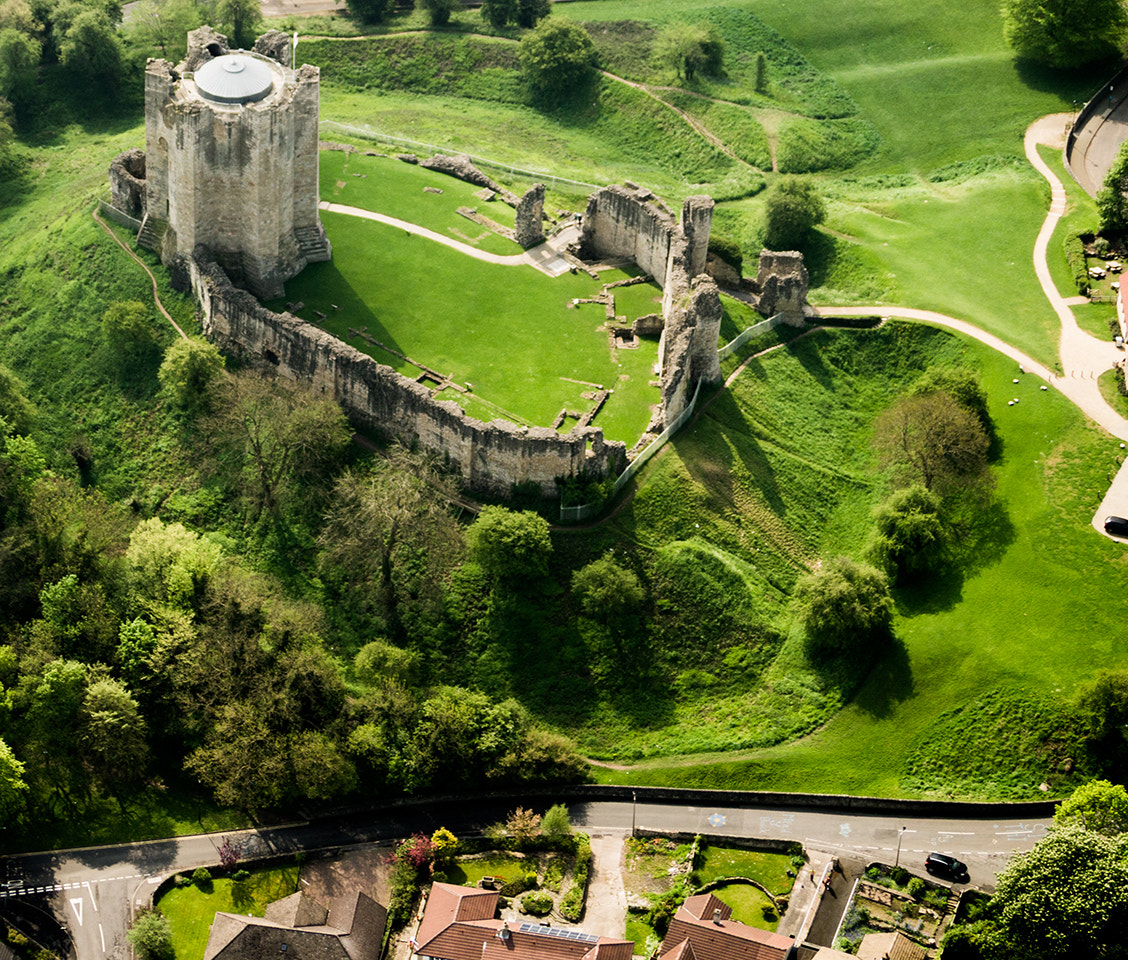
[158,867,300,960]
[588,327,1128,797]
[710,884,779,930]
[320,150,520,256]
[445,855,528,886]
[697,846,794,895]
[269,211,660,444]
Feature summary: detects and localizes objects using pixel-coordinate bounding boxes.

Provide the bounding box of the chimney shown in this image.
[712,910,722,924]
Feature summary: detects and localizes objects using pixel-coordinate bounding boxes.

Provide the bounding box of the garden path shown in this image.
[578,836,628,939]
[319,201,578,275]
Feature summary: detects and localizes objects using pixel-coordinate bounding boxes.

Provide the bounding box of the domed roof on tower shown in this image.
[194,54,274,105]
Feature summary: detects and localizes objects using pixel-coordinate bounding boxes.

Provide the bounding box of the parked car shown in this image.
[1105,516,1128,538]
[925,852,968,882]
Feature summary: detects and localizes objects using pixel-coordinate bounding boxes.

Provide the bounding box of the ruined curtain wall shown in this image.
[579,186,675,285]
[189,258,625,496]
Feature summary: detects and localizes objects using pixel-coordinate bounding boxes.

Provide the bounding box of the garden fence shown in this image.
[559,378,705,523]
[319,120,603,193]
[716,312,785,359]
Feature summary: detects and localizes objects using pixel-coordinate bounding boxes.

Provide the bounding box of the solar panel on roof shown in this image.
[516,924,599,944]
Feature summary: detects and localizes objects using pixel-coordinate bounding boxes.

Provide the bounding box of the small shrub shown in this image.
[907,877,926,900]
[776,895,788,914]
[560,883,584,922]
[789,853,806,869]
[520,891,553,917]
[500,873,537,897]
[1095,236,1112,257]
[431,870,448,884]
[192,867,211,883]
[1064,232,1091,295]
[174,874,192,887]
[8,932,29,947]
[890,867,909,887]
[232,870,250,882]
[864,866,881,881]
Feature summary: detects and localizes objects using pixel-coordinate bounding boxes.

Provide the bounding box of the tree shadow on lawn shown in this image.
[847,636,914,720]
[1012,55,1120,100]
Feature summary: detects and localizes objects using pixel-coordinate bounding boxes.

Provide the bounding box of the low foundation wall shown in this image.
[189,256,626,497]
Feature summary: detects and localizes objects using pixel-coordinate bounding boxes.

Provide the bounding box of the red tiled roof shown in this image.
[415,885,634,960]
[658,897,794,960]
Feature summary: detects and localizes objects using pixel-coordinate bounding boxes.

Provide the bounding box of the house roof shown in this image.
[856,933,926,960]
[203,891,386,960]
[657,893,795,960]
[415,883,634,960]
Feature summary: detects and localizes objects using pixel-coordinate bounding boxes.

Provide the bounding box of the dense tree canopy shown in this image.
[467,506,553,585]
[793,556,893,656]
[763,176,825,250]
[519,18,597,103]
[654,22,723,82]
[1098,139,1128,233]
[1002,0,1127,67]
[158,337,225,413]
[873,390,991,496]
[58,9,123,87]
[867,484,947,583]
[1054,779,1128,836]
[345,0,393,25]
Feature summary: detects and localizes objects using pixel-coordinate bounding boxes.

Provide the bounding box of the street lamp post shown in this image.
[894,826,907,868]
[631,792,637,837]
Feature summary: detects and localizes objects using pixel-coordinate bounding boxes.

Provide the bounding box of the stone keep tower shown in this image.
[140,28,330,300]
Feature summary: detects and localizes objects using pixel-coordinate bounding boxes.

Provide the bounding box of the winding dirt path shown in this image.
[91,209,188,340]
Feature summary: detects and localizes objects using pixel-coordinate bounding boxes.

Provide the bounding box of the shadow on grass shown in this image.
[1012,56,1121,100]
[269,260,409,367]
[850,636,914,720]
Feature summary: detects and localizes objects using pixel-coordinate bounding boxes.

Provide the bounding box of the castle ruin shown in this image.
[114,26,330,300]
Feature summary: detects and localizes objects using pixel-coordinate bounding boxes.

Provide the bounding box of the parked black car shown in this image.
[1105,516,1128,537]
[925,852,969,882]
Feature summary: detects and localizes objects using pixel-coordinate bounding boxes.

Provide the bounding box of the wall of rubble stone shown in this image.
[189,257,626,497]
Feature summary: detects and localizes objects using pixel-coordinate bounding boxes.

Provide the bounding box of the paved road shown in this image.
[1,799,1051,960]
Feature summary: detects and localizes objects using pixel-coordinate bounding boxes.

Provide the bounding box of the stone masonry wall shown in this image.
[578,185,677,284]
[189,257,627,497]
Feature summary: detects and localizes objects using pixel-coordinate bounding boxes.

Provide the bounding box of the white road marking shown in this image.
[99,923,105,952]
[938,830,975,836]
[83,881,99,912]
[70,898,84,926]
[146,877,161,885]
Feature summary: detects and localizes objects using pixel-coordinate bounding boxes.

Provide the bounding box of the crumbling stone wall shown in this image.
[419,153,518,204]
[578,185,677,284]
[753,250,810,326]
[514,184,545,248]
[108,148,146,220]
[254,29,291,67]
[183,25,228,71]
[189,257,626,497]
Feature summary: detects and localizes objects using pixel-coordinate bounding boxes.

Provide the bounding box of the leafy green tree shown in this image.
[1054,780,1128,836]
[1002,0,1127,67]
[0,26,40,113]
[519,18,596,104]
[654,22,723,82]
[318,450,463,642]
[218,0,259,49]
[81,677,149,789]
[1077,670,1128,771]
[0,737,28,822]
[990,823,1128,959]
[345,0,393,24]
[59,10,122,88]
[1098,139,1128,233]
[763,175,825,250]
[571,555,646,631]
[466,505,552,585]
[793,556,893,656]
[911,367,991,435]
[0,362,35,435]
[867,484,947,583]
[480,0,514,28]
[289,730,357,801]
[127,910,173,960]
[126,0,204,58]
[514,0,548,29]
[873,391,991,497]
[754,51,767,93]
[126,517,223,612]
[540,802,572,838]
[208,373,350,518]
[421,0,455,26]
[101,300,155,360]
[0,0,42,34]
[158,336,225,414]
[354,640,418,686]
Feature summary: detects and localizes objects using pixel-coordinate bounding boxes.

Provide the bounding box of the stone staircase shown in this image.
[294,224,331,262]
[136,213,170,254]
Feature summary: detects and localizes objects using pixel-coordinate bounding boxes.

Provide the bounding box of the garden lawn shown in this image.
[696,846,794,896]
[269,211,660,444]
[709,884,779,931]
[158,867,300,960]
[320,150,520,257]
[445,855,529,887]
[586,326,1128,796]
